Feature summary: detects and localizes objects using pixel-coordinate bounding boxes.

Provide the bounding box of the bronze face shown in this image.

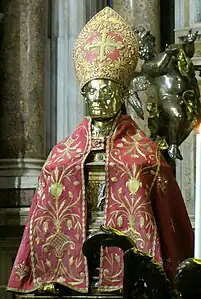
[82,79,125,119]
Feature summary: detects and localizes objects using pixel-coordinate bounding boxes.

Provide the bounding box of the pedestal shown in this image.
[15,296,122,299]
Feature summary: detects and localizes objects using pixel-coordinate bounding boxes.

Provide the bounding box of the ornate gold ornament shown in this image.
[73,7,139,90]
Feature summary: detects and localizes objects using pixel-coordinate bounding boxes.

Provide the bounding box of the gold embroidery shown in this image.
[157,174,168,193]
[57,277,66,283]
[140,216,144,228]
[100,122,162,288]
[45,260,52,268]
[126,177,142,195]
[85,28,124,62]
[43,221,48,233]
[29,150,89,291]
[50,182,63,200]
[61,137,81,159]
[67,219,73,229]
[117,215,123,227]
[127,159,142,195]
[73,7,139,90]
[25,117,163,293]
[49,167,66,201]
[115,131,153,159]
[15,262,29,280]
[111,177,118,182]
[147,233,151,240]
[114,253,120,263]
[43,231,71,258]
[171,218,175,232]
[37,178,46,199]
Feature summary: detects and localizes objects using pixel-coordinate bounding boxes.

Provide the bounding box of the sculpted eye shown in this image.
[102,87,112,95]
[88,88,96,95]
[102,87,108,93]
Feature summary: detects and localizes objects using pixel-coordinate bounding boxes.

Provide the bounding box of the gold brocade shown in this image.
[28,120,92,293]
[73,7,139,89]
[12,117,165,294]
[14,263,29,281]
[98,120,163,291]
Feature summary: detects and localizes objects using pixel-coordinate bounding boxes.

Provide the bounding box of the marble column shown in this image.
[55,0,86,142]
[113,0,160,50]
[0,0,46,205]
[0,2,46,298]
[113,0,160,135]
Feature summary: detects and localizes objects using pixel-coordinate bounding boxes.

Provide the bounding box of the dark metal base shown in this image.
[16,296,123,299]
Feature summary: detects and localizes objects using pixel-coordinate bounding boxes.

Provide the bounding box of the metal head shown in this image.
[134,27,156,61]
[82,79,125,120]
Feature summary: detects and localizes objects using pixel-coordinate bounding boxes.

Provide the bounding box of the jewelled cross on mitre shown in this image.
[73,7,139,89]
[85,27,124,62]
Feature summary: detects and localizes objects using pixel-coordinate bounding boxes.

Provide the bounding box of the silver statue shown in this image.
[130,27,201,160]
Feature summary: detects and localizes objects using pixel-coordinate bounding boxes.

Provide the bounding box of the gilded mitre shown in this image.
[73,7,139,90]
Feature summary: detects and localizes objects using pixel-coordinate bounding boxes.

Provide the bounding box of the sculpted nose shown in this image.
[94,90,99,100]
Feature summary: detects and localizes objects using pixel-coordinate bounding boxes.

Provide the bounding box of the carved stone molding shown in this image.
[0,158,44,189]
[0,208,29,226]
[0,190,34,208]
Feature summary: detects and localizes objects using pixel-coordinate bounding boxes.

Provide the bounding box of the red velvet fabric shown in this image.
[7,116,194,293]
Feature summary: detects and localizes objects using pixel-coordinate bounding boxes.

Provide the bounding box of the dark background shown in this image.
[160,0,175,50]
